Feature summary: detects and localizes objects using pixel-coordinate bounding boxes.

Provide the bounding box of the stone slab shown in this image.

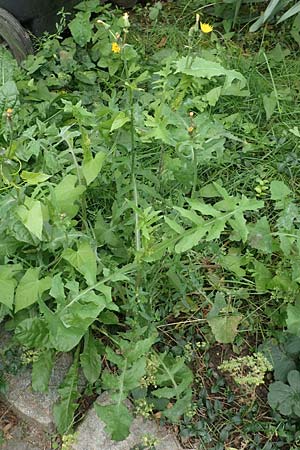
[1,353,83,432]
[72,393,190,450]
[0,440,41,450]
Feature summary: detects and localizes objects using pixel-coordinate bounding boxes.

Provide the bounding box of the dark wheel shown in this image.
[0,8,33,63]
[113,0,138,7]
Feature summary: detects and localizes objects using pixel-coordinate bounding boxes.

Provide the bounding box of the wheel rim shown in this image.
[0,8,33,63]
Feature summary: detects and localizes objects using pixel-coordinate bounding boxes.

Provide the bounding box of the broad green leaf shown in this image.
[287,301,300,335]
[270,180,291,201]
[204,86,222,106]
[60,291,106,329]
[163,390,193,422]
[262,341,296,382]
[20,171,50,185]
[218,252,246,277]
[277,1,300,23]
[94,402,133,441]
[229,211,248,242]
[17,198,43,240]
[63,241,97,286]
[268,370,300,417]
[174,207,204,225]
[248,217,273,253]
[50,274,65,306]
[69,12,92,47]
[0,265,21,309]
[82,151,106,186]
[0,80,18,110]
[80,332,102,384]
[110,112,130,132]
[165,217,185,234]
[263,92,277,121]
[32,350,54,392]
[176,56,246,89]
[187,199,220,217]
[53,350,79,434]
[206,217,227,241]
[15,268,51,312]
[175,227,207,253]
[250,0,281,32]
[208,314,242,344]
[15,318,50,348]
[52,175,85,218]
[253,260,273,292]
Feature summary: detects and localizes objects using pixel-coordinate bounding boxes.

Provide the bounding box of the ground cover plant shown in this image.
[1,0,300,448]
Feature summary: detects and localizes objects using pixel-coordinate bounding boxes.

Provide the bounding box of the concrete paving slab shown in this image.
[71,393,189,450]
[2,353,75,431]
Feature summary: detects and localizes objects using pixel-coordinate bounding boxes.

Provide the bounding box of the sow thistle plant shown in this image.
[1,0,299,444]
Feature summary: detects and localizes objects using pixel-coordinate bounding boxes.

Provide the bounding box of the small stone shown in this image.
[71,393,189,450]
[2,353,82,431]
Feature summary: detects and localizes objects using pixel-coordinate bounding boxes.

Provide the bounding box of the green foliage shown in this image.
[1,0,300,446]
[268,370,300,417]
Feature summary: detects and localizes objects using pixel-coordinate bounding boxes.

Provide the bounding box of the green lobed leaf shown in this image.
[14,268,51,312]
[63,241,97,286]
[52,175,85,218]
[53,350,80,434]
[69,12,93,47]
[94,402,133,441]
[0,265,21,309]
[82,151,106,186]
[32,350,54,392]
[80,332,102,384]
[17,198,44,241]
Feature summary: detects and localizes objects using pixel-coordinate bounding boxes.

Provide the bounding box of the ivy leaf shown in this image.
[80,332,102,384]
[94,401,133,441]
[14,268,51,312]
[32,350,54,392]
[53,350,80,434]
[268,370,300,417]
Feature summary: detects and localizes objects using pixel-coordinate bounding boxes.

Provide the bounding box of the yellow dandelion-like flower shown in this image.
[188,126,194,133]
[6,108,13,119]
[200,22,213,33]
[111,42,121,54]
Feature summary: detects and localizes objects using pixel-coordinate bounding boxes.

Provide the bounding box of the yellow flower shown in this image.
[6,108,13,119]
[111,42,121,54]
[200,22,213,33]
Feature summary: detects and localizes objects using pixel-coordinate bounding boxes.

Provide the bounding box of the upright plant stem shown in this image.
[126,70,141,253]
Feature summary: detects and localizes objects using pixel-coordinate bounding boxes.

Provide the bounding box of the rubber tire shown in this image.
[113,0,137,7]
[0,8,33,63]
